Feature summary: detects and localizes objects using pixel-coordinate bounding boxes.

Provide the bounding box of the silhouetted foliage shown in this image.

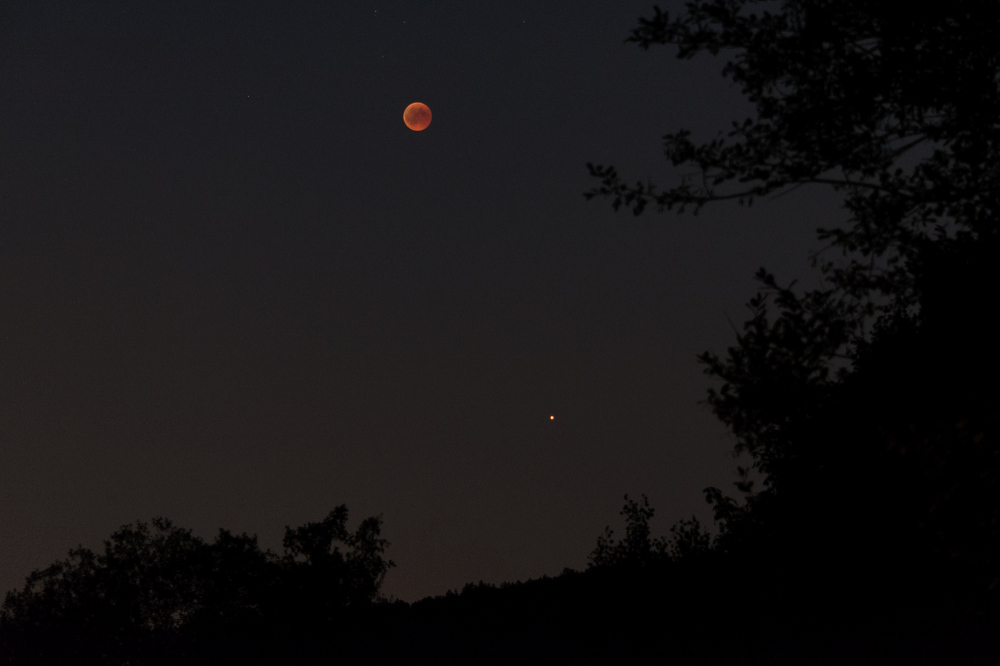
[589,494,669,568]
[0,507,393,665]
[589,494,711,569]
[278,506,394,628]
[588,0,1000,623]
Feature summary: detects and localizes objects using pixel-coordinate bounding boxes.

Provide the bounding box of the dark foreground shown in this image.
[5,561,997,665]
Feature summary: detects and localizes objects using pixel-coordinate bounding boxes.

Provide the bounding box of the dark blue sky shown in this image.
[0,0,842,601]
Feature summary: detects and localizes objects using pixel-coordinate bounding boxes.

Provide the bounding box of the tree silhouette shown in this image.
[588,494,711,569]
[588,494,669,568]
[0,507,394,665]
[277,506,395,632]
[588,0,1000,620]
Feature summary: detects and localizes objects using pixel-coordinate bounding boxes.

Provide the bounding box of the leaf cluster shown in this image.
[587,0,1000,315]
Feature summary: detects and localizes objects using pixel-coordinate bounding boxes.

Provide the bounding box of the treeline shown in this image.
[0,507,718,665]
[2,505,995,665]
[0,508,394,664]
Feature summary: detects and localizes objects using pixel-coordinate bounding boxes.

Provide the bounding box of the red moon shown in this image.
[403,102,432,131]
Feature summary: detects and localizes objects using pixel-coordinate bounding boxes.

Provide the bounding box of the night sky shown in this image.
[1,1,843,602]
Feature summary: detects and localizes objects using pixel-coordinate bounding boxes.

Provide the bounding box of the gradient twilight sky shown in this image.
[0,1,843,602]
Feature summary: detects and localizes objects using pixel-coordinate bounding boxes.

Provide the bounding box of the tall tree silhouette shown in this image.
[588,0,1000,617]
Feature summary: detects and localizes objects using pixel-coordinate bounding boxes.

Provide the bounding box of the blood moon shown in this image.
[403,102,432,131]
